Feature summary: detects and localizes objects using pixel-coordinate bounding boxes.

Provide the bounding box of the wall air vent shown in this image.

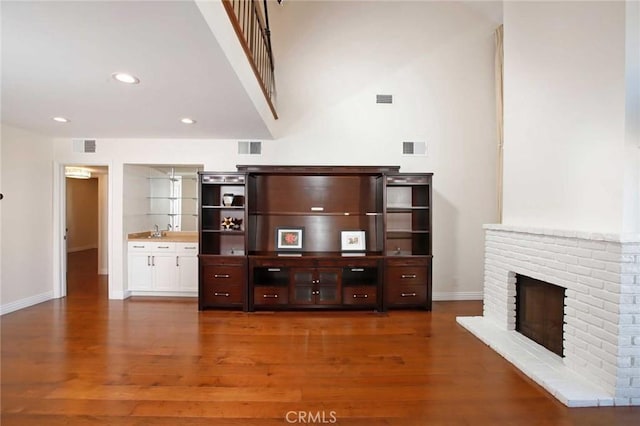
[402,141,427,156]
[72,139,96,153]
[238,141,262,155]
[376,94,393,104]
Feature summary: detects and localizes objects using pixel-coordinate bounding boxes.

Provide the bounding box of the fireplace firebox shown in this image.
[515,274,566,357]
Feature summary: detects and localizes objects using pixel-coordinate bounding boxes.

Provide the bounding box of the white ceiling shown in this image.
[1,1,272,140]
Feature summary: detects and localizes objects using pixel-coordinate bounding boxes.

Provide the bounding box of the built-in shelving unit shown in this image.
[384,173,432,309]
[198,166,432,311]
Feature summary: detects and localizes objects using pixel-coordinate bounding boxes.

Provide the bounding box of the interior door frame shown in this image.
[53,162,113,299]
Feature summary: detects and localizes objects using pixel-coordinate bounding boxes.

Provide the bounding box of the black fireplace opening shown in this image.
[515,274,566,357]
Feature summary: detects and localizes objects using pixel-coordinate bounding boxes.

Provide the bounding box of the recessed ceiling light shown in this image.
[53,117,70,123]
[112,72,140,84]
[181,118,196,124]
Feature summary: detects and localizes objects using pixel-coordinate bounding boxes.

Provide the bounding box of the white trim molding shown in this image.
[1,291,54,316]
[433,291,483,301]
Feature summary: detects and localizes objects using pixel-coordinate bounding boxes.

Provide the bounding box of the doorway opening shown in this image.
[64,165,109,298]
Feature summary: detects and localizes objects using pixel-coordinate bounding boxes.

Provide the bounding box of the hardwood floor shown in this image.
[2,250,638,425]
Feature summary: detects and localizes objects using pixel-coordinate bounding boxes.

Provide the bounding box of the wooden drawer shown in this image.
[176,243,198,254]
[128,242,150,252]
[342,286,377,306]
[201,282,244,305]
[385,285,427,306]
[385,265,428,286]
[254,286,289,306]
[316,258,379,268]
[251,258,310,268]
[201,256,245,267]
[385,257,429,267]
[202,265,245,286]
[150,242,176,252]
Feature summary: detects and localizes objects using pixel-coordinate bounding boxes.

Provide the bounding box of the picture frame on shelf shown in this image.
[341,230,366,252]
[276,227,304,251]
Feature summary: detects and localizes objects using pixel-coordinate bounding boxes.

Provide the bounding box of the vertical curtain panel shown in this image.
[495,24,504,223]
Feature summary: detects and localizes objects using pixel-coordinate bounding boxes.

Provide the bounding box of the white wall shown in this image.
[502,1,631,234]
[1,125,54,313]
[624,0,640,234]
[268,1,501,297]
[47,1,501,301]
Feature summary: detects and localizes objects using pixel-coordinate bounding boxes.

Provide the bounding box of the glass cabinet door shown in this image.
[317,269,341,305]
[291,270,315,304]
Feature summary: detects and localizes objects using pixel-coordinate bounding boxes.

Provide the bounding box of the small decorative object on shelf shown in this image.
[276,227,304,251]
[221,217,243,230]
[222,193,235,206]
[341,230,366,251]
[231,195,244,206]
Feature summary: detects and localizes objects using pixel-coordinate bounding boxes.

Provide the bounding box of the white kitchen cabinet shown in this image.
[177,243,199,292]
[127,241,198,295]
[128,244,153,291]
[151,251,178,291]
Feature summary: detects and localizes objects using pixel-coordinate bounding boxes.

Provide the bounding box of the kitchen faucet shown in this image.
[152,224,162,238]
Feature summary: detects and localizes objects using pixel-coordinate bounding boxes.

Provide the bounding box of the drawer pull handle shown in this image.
[214,274,230,278]
[214,292,230,297]
[267,268,281,272]
[184,246,197,250]
[401,292,417,297]
[263,294,279,298]
[352,294,368,298]
[158,246,170,249]
[133,245,145,248]
[351,268,364,272]
[401,274,417,279]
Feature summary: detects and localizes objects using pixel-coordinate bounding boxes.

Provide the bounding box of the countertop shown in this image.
[127,231,198,243]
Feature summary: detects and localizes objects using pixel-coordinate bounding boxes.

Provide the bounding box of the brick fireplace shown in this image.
[457,224,640,407]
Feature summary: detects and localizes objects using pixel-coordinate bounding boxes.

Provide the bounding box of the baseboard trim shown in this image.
[1,291,55,315]
[433,291,483,301]
[128,291,198,298]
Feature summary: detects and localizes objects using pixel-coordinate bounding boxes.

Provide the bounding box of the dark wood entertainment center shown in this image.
[198,165,432,312]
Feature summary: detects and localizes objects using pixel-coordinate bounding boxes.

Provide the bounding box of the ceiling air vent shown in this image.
[238,141,262,155]
[72,139,96,153]
[402,141,427,156]
[376,94,393,104]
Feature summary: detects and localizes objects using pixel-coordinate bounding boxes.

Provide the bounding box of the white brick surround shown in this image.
[458,224,640,407]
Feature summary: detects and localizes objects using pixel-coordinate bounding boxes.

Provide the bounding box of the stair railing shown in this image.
[222,0,278,119]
